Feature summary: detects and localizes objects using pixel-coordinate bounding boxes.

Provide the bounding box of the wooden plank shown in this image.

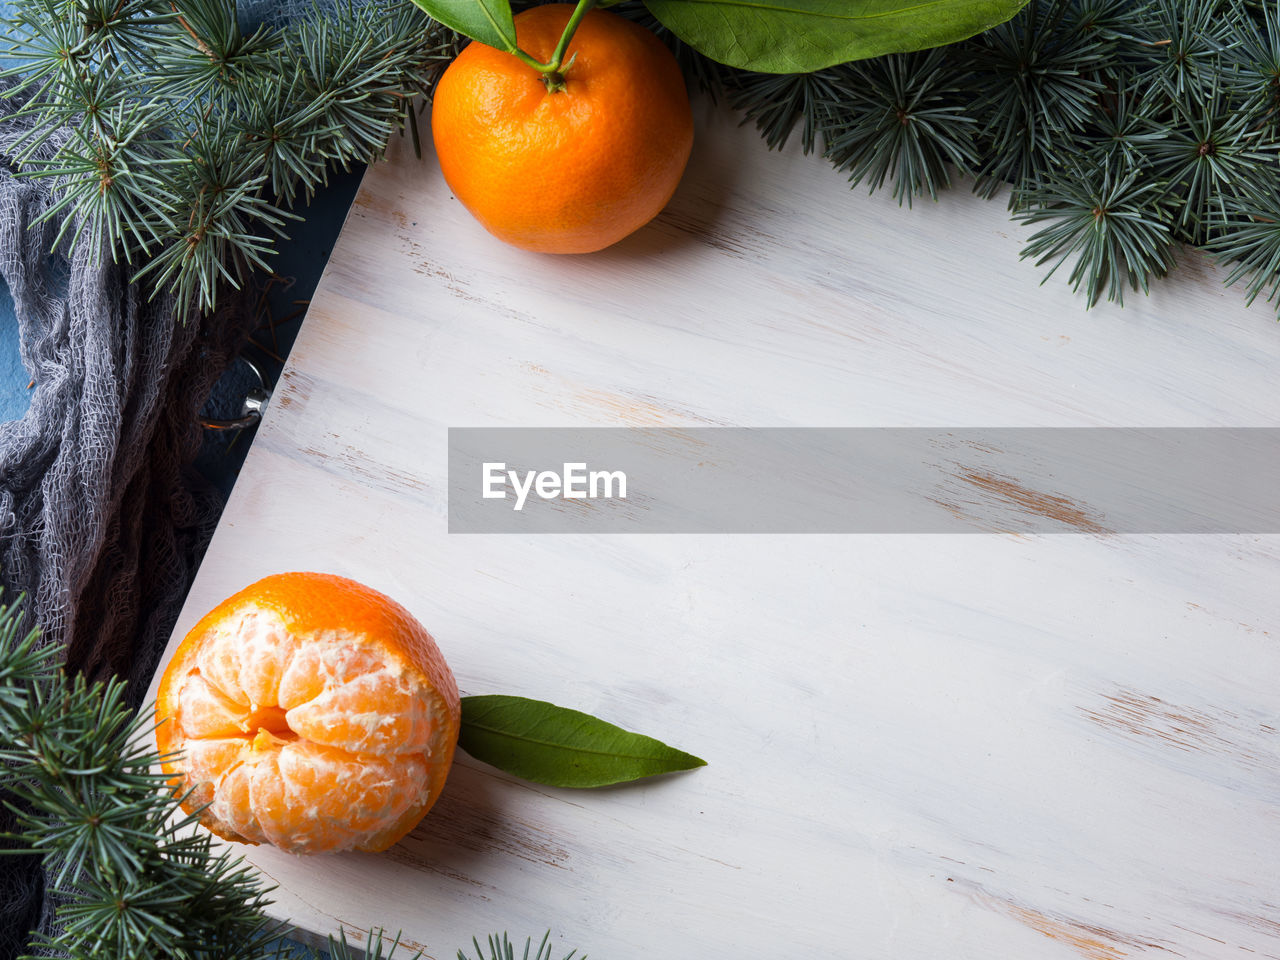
[148,101,1280,960]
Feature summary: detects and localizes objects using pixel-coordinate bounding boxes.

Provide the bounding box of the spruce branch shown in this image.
[149,4,276,101]
[327,929,426,960]
[1143,84,1274,245]
[964,0,1111,205]
[821,49,978,206]
[78,0,174,68]
[133,115,294,315]
[0,595,587,959]
[1133,0,1235,100]
[1207,187,1280,307]
[755,0,1280,317]
[1222,0,1280,134]
[0,0,458,322]
[1015,162,1176,307]
[1066,0,1139,42]
[457,931,580,960]
[1087,78,1168,168]
[728,69,847,154]
[0,595,282,960]
[9,0,1280,325]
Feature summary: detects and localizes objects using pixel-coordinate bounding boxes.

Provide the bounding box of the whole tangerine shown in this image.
[430,3,694,253]
[155,572,460,855]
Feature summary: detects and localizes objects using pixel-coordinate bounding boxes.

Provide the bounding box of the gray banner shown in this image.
[447,428,1280,534]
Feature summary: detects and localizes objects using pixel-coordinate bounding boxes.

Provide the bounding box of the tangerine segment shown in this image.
[156,573,460,855]
[431,4,694,253]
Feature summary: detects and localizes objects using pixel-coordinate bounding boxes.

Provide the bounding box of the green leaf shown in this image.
[459,695,706,788]
[642,0,1031,73]
[406,0,518,53]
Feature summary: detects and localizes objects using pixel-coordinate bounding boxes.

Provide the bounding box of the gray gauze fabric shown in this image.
[0,87,256,955]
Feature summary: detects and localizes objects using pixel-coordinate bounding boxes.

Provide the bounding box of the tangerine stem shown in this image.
[547,0,597,76]
[510,0,598,93]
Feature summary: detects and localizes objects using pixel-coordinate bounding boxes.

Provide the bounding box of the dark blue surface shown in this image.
[0,279,30,421]
[0,8,380,957]
[194,165,367,497]
[0,246,72,424]
[0,165,367,490]
[0,1,371,500]
[0,0,26,423]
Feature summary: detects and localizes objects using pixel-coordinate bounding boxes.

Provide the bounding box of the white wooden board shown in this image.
[148,101,1280,960]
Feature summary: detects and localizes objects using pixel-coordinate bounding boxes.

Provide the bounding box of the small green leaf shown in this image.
[642,0,1031,73]
[407,0,518,53]
[459,695,706,788]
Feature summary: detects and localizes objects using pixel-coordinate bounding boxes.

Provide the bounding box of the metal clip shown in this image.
[199,356,272,432]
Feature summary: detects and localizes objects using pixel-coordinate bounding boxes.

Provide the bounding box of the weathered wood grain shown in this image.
[147,101,1280,960]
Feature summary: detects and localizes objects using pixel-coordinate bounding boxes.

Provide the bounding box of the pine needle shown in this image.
[0,0,456,322]
[0,594,588,959]
[7,0,1280,321]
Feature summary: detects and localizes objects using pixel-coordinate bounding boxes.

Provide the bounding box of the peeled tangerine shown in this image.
[155,573,460,854]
